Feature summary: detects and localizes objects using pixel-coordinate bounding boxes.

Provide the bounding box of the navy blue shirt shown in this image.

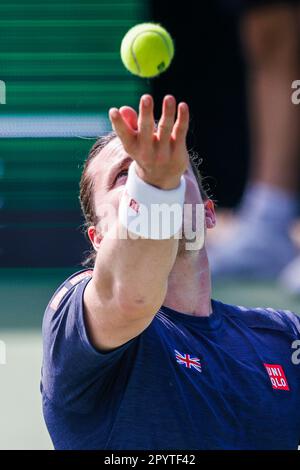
[41,270,300,450]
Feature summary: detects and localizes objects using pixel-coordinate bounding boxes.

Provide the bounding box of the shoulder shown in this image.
[46,269,93,313]
[215,299,300,339]
[43,269,94,337]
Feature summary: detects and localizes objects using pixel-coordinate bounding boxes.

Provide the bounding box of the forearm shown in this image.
[92,155,186,313]
[93,221,179,313]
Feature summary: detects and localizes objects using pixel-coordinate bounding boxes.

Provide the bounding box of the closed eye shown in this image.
[116,169,128,180]
[112,169,128,187]
[109,156,132,189]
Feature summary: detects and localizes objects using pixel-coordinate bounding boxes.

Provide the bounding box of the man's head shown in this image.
[79,132,216,266]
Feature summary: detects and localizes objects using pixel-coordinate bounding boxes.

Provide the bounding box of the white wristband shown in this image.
[119,161,186,239]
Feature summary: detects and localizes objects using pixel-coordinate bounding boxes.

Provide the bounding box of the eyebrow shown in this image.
[111,155,133,175]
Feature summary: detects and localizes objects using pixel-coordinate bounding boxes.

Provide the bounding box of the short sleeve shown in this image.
[277,309,300,340]
[41,275,137,413]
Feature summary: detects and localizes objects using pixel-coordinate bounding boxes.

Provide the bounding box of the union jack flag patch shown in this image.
[175,350,202,373]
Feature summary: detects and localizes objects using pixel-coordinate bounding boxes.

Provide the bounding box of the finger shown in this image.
[137,94,154,141]
[109,108,136,150]
[157,95,176,142]
[119,106,138,131]
[171,102,189,143]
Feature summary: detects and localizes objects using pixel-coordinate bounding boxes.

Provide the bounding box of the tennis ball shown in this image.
[120,23,174,78]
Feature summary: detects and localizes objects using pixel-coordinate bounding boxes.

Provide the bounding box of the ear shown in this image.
[87,226,102,251]
[204,199,216,229]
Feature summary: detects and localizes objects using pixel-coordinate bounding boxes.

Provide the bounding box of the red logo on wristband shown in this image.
[124,190,140,214]
[129,198,140,213]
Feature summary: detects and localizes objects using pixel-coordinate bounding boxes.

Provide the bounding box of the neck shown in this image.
[163,245,212,317]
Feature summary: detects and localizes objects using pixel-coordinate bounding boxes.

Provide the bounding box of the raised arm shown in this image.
[83,94,189,351]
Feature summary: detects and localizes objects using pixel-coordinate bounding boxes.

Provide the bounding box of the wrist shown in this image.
[119,161,186,240]
[134,165,182,190]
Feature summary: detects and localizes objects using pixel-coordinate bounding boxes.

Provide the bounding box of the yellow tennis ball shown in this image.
[120,23,174,78]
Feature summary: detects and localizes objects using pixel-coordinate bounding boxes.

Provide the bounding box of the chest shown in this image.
[126,325,300,438]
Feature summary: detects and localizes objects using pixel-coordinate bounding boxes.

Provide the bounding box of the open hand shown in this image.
[109,94,189,190]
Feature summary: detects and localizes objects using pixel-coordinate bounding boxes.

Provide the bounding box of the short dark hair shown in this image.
[79,131,209,267]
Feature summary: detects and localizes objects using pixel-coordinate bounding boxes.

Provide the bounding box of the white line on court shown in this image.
[0,114,110,138]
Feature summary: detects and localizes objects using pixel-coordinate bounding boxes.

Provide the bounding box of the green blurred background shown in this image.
[0,0,149,268]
